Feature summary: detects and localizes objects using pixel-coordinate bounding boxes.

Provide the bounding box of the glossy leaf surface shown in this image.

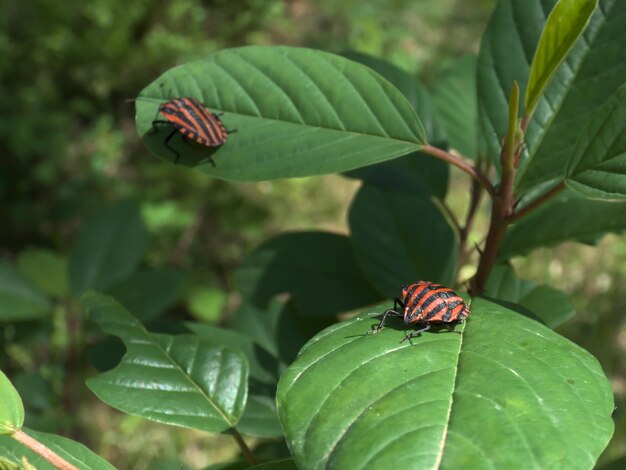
[277,298,614,469]
[83,292,248,433]
[0,370,23,434]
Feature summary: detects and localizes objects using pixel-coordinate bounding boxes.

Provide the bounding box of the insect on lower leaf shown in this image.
[373,281,470,342]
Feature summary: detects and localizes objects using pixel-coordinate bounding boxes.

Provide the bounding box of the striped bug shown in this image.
[151,96,235,167]
[373,281,470,343]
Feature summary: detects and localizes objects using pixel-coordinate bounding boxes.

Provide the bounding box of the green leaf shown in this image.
[348,185,457,298]
[566,84,626,198]
[136,46,426,180]
[431,55,478,157]
[107,268,186,322]
[343,151,449,199]
[0,263,51,322]
[234,232,383,316]
[0,370,24,434]
[277,298,614,469]
[500,190,626,258]
[478,0,626,190]
[184,322,283,438]
[341,51,442,142]
[16,248,68,298]
[525,0,598,115]
[82,292,248,433]
[0,427,116,470]
[69,201,150,295]
[184,322,279,388]
[485,264,574,328]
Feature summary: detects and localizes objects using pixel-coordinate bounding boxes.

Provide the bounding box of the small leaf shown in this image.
[234,232,383,316]
[525,0,598,115]
[69,201,150,295]
[107,268,186,322]
[82,292,248,433]
[566,84,626,199]
[0,427,116,469]
[0,370,24,433]
[348,185,457,298]
[136,46,426,180]
[0,263,51,322]
[500,190,626,258]
[277,298,614,469]
[16,248,68,298]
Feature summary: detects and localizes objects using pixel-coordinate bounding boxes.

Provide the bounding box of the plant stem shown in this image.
[229,428,258,466]
[12,429,79,470]
[470,83,519,295]
[507,181,566,223]
[422,144,497,199]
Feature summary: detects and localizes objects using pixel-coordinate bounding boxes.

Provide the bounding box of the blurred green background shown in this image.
[2,0,625,468]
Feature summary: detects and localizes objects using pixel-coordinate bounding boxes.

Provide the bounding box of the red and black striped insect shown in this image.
[151,96,234,167]
[373,281,470,342]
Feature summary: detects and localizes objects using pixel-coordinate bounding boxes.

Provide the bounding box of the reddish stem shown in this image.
[11,429,79,470]
[507,182,566,223]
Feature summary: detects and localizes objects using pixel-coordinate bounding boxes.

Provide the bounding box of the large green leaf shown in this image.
[500,190,626,258]
[341,51,442,142]
[277,298,614,469]
[0,427,116,470]
[82,292,248,433]
[16,248,68,298]
[0,263,51,322]
[0,370,23,434]
[234,232,383,316]
[485,263,574,328]
[69,201,150,295]
[525,0,598,115]
[136,46,426,180]
[348,185,457,299]
[478,0,626,190]
[107,268,186,322]
[431,55,478,157]
[566,84,626,199]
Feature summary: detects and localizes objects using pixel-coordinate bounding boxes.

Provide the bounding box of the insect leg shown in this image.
[151,119,170,135]
[163,129,180,163]
[400,324,431,343]
[373,308,403,333]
